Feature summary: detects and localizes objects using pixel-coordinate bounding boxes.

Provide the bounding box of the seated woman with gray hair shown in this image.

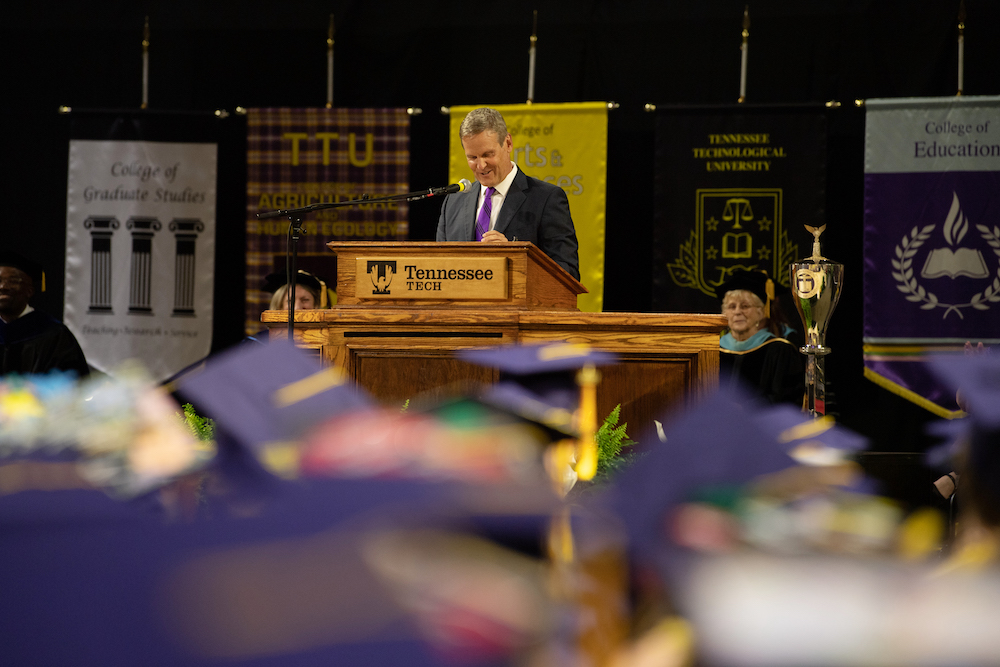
[717,270,804,406]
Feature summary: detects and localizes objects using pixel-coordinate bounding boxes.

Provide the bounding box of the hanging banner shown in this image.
[652,106,826,313]
[447,102,608,313]
[65,132,217,383]
[864,96,1000,418]
[246,108,410,332]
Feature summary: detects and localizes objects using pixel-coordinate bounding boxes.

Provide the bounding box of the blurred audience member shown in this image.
[0,251,89,377]
[266,270,335,311]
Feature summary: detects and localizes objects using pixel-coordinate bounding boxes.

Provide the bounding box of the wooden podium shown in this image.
[263,242,726,436]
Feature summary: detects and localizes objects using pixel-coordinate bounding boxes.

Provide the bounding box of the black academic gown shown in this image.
[719,330,804,406]
[0,311,90,377]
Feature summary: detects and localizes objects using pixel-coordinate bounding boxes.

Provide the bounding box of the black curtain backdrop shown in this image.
[3,0,996,455]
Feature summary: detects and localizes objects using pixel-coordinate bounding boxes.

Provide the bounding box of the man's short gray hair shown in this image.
[459,107,508,140]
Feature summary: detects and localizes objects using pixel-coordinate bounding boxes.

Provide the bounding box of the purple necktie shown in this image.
[475,187,496,241]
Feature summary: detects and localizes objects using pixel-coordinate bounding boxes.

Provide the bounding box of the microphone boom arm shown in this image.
[256,179,470,219]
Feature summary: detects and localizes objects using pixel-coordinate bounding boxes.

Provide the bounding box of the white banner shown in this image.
[65,140,217,382]
[865,96,1000,173]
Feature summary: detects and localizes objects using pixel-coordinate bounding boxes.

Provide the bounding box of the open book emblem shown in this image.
[891,191,1000,319]
[921,192,989,280]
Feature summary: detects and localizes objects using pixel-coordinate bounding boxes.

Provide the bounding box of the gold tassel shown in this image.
[575,364,599,481]
[764,275,774,319]
[318,278,328,308]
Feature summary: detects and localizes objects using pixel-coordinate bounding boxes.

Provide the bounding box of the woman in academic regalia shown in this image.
[265,270,336,311]
[717,270,804,406]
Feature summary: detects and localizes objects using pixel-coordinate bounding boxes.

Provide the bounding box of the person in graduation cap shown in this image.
[265,269,336,311]
[717,269,803,406]
[241,270,337,345]
[0,251,89,377]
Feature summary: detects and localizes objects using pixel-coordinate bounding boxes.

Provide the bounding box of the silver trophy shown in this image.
[790,225,843,417]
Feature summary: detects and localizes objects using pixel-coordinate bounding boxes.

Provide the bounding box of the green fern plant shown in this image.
[595,404,637,478]
[180,403,215,442]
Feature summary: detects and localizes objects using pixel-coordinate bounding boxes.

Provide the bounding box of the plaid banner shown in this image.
[864,96,1000,418]
[245,108,410,332]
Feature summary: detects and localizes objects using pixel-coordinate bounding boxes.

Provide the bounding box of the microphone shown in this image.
[426,179,472,196]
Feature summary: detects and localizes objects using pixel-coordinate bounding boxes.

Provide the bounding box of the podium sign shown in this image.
[327,242,584,310]
[355,256,508,300]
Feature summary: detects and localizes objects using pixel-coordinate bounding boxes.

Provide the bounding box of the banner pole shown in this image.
[956,0,966,96]
[527,10,538,104]
[141,17,150,109]
[738,6,749,103]
[326,14,335,109]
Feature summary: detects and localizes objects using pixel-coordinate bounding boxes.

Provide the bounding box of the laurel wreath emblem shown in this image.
[667,228,799,296]
[892,224,1000,319]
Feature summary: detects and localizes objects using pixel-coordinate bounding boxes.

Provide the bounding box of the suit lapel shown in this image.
[494,170,527,236]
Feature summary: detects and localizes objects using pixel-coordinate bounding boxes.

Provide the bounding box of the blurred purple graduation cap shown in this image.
[459,342,618,376]
[178,340,372,451]
[0,474,551,667]
[751,403,868,458]
[612,385,797,552]
[928,351,1000,429]
[927,351,1000,526]
[175,341,373,491]
[458,342,618,419]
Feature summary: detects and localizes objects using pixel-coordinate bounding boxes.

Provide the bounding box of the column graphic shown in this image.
[83,216,119,314]
[169,218,204,317]
[126,217,161,315]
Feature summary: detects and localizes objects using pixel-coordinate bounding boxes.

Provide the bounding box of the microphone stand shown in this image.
[285,213,303,339]
[256,183,465,339]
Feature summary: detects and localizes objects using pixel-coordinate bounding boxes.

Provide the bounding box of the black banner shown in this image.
[652,105,828,312]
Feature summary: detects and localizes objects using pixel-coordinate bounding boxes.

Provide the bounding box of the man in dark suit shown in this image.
[436,107,581,281]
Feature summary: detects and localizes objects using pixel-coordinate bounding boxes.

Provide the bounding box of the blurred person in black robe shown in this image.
[0,252,89,377]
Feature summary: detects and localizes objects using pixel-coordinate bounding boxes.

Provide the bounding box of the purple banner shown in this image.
[863,97,1000,416]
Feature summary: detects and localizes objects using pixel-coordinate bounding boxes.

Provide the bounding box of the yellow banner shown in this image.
[448,102,607,312]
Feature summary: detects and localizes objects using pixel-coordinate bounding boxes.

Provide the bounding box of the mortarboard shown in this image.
[459,342,618,375]
[612,385,795,532]
[262,268,335,308]
[458,343,619,481]
[715,269,789,303]
[927,352,1000,526]
[715,269,790,320]
[262,269,326,295]
[0,475,555,666]
[0,251,45,292]
[458,342,618,413]
[176,340,373,482]
[751,403,867,464]
[927,352,1000,430]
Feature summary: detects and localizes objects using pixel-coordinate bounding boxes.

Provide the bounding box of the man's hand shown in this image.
[480,230,508,243]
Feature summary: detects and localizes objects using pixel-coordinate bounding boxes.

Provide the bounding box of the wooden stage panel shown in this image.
[350,347,497,404]
[597,355,696,439]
